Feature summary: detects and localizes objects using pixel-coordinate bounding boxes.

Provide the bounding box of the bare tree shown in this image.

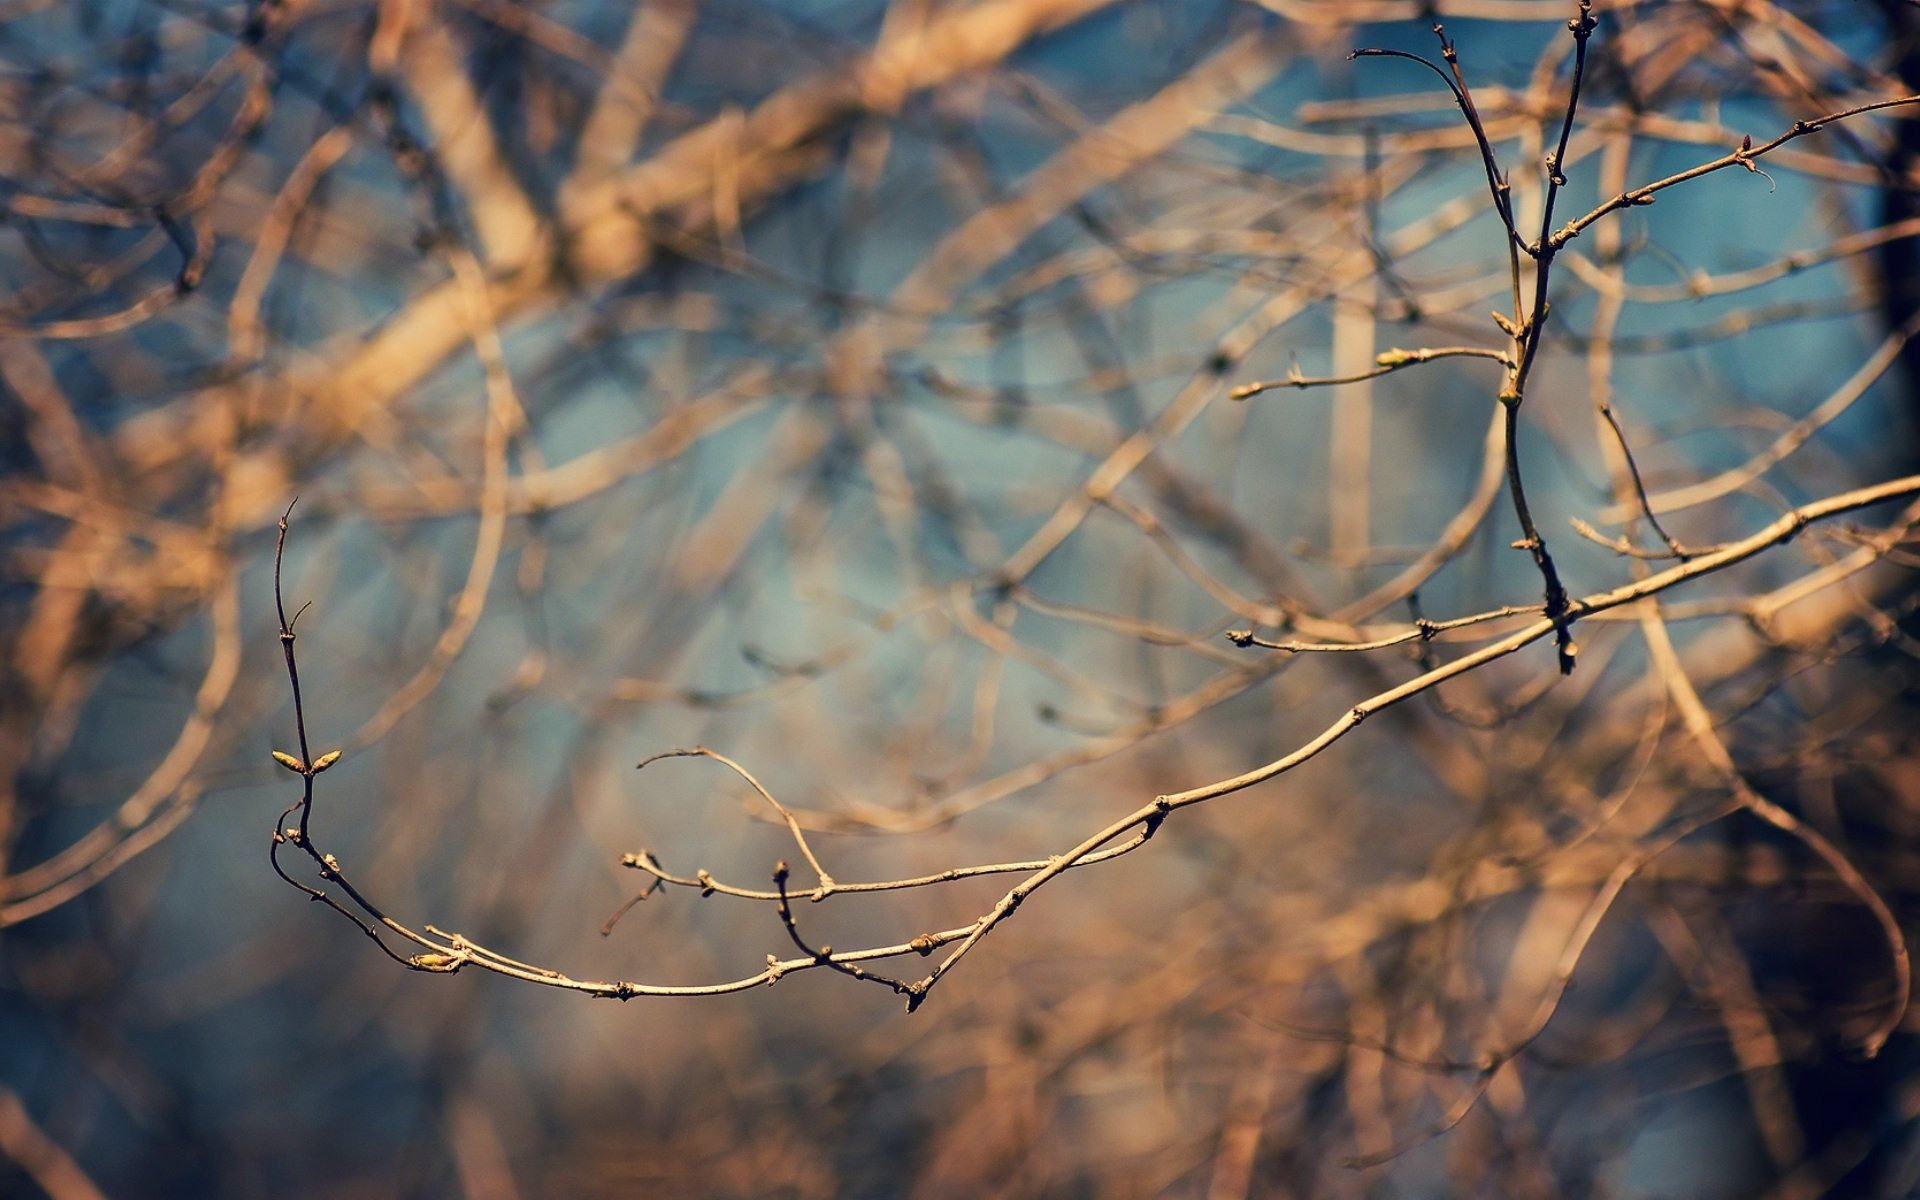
[4,1,1920,1195]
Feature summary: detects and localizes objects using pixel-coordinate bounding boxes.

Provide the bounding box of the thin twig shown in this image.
[639,748,837,896]
[1230,345,1511,400]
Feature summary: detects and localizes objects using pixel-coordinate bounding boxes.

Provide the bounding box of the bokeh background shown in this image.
[5,0,1920,1195]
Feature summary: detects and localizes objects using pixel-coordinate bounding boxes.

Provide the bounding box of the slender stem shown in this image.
[1501,399,1574,672]
[274,500,316,840]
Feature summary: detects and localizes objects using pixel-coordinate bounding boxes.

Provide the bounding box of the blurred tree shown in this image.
[4,1,1920,1196]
